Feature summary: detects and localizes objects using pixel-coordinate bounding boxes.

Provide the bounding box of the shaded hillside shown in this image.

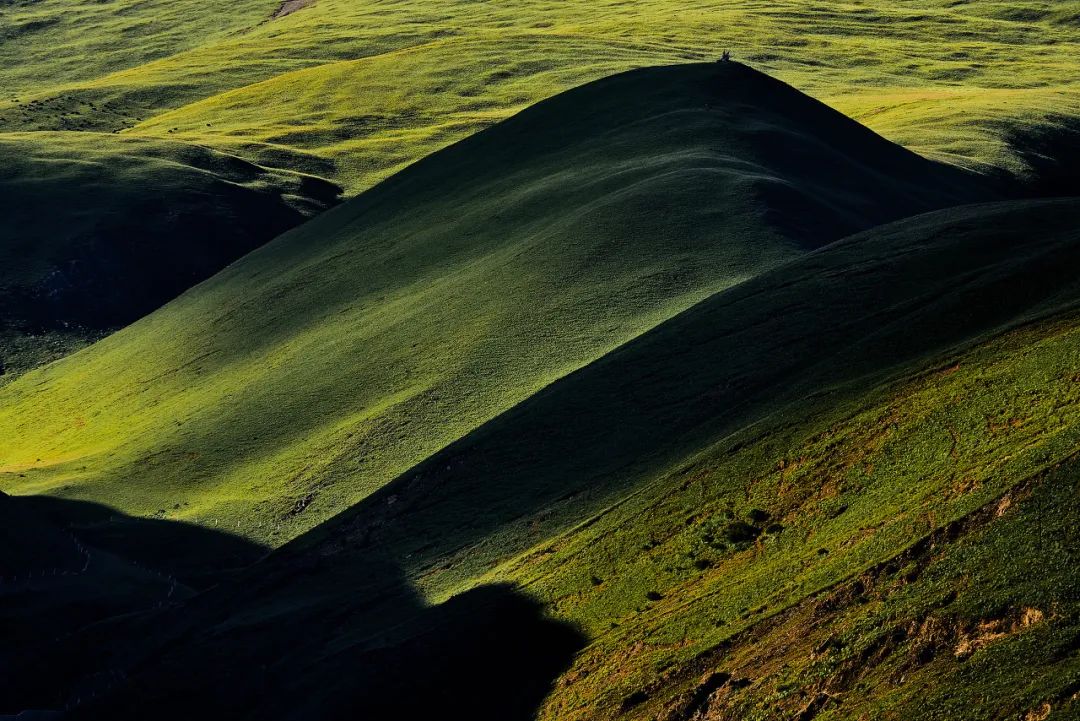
[292,199,1080,589]
[13,198,1079,720]
[1003,114,1080,197]
[0,133,339,380]
[0,63,993,545]
[0,491,264,714]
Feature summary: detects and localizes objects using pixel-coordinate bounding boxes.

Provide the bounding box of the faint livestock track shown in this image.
[0,529,89,588]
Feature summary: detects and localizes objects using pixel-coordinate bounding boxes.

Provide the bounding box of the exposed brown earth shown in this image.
[272,0,314,19]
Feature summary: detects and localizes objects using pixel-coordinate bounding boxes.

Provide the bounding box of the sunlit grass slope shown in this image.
[54,197,1080,720]
[0,132,339,381]
[0,63,993,547]
[1,0,1076,191]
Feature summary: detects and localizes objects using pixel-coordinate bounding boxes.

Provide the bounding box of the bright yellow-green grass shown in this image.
[1,0,1077,192]
[0,63,994,548]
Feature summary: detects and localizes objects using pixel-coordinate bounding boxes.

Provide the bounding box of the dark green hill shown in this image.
[293,198,1080,581]
[0,132,339,381]
[0,62,994,546]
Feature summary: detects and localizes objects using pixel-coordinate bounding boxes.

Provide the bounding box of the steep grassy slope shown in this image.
[0,133,339,381]
[1,0,1076,191]
[0,64,994,549]
[12,197,1078,720]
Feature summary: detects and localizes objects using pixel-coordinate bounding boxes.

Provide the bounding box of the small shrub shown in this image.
[722,520,761,544]
[697,516,763,550]
[620,690,649,710]
[748,508,771,523]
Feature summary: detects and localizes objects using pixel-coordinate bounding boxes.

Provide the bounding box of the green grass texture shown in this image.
[0,64,996,547]
[1,0,1076,192]
[1,54,1078,718]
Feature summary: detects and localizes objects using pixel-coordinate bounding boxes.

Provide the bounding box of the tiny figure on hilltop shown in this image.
[720,50,732,62]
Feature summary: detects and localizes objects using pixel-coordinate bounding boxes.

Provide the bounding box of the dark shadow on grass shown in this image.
[334,584,584,721]
[58,551,584,721]
[2,492,584,721]
[1,181,334,335]
[9,494,267,586]
[1002,113,1080,198]
[0,492,266,713]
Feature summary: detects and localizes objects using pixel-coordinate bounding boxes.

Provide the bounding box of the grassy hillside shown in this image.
[0,132,339,381]
[1,0,1076,192]
[11,196,1078,720]
[2,0,1073,376]
[2,0,1077,703]
[0,64,995,551]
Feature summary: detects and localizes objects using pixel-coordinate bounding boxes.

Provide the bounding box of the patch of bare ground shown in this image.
[272,0,314,20]
[1024,702,1052,721]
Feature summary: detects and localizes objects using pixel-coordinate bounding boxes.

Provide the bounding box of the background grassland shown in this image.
[1,1,1079,715]
[1,0,1077,192]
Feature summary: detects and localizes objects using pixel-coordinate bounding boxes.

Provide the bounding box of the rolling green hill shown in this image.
[3,62,1078,720]
[10,195,1078,720]
[0,63,995,552]
[0,133,339,381]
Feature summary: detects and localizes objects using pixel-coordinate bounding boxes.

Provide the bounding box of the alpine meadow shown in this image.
[1,1,1078,720]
